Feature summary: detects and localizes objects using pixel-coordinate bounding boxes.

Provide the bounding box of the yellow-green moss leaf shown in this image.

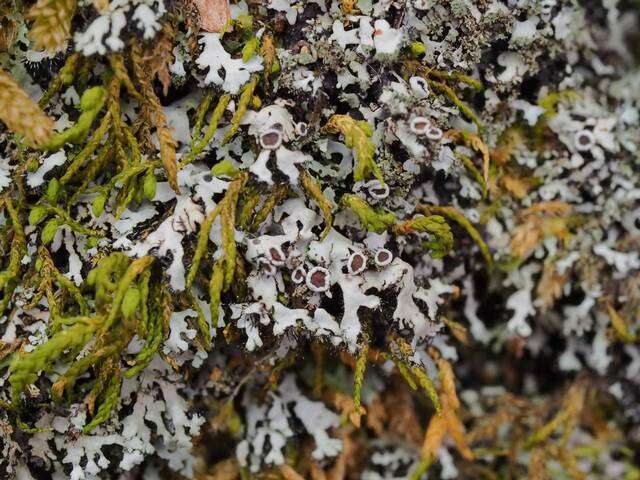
[323,114,382,183]
[341,194,395,233]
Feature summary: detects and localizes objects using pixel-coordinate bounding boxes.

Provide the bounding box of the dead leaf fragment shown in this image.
[510,202,573,259]
[501,174,534,199]
[536,263,567,312]
[421,350,474,462]
[194,0,231,33]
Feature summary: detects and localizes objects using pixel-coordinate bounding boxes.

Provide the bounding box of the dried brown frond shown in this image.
[434,352,459,410]
[260,33,276,87]
[420,350,474,462]
[510,202,574,259]
[108,54,142,102]
[491,127,524,165]
[157,122,179,192]
[510,222,543,259]
[521,201,572,217]
[131,41,180,193]
[27,0,76,52]
[491,128,535,198]
[420,410,447,457]
[501,174,536,199]
[536,262,567,312]
[0,70,54,146]
[146,23,176,96]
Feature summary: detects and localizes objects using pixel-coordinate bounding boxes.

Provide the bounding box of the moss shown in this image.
[341,194,396,233]
[323,114,383,184]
